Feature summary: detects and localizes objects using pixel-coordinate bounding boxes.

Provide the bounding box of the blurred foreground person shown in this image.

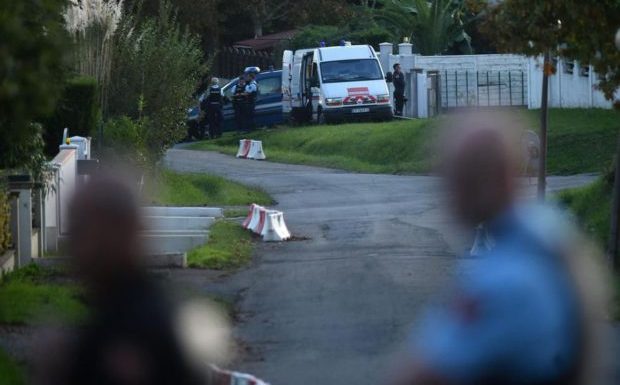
[394,114,608,385]
[35,175,271,385]
[57,176,203,385]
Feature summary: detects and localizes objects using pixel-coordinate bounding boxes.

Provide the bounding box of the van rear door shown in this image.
[282,50,293,115]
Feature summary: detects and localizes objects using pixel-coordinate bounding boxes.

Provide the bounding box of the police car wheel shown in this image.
[317,108,326,125]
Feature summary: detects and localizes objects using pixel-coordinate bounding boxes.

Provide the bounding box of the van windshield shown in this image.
[320,59,383,83]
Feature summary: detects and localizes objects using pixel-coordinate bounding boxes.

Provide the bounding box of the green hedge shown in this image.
[0,186,10,255]
[43,76,98,156]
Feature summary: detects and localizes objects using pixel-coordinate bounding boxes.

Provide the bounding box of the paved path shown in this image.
[165,149,598,385]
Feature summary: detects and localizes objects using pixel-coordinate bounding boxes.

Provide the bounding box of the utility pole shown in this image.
[606,29,620,270]
[609,137,620,271]
[538,51,550,201]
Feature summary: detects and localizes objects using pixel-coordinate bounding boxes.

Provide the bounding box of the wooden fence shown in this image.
[212,47,279,79]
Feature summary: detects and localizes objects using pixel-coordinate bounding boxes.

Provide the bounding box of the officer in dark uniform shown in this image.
[392,63,406,116]
[202,77,223,139]
[231,75,246,133]
[243,69,259,132]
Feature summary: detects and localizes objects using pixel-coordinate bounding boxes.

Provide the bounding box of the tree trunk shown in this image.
[608,135,620,271]
[254,23,263,38]
[538,51,550,201]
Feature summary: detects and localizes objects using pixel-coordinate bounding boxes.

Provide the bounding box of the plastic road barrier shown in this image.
[242,203,290,242]
[470,224,494,257]
[247,140,266,160]
[236,139,266,160]
[261,211,291,242]
[236,139,252,158]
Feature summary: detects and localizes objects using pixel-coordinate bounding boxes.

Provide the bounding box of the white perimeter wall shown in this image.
[378,43,615,110]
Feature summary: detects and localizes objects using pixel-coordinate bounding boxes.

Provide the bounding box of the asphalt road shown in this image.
[164,148,599,385]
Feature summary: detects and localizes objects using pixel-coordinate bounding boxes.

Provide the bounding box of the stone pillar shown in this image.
[417,72,429,118]
[8,178,34,267]
[379,42,393,74]
[398,42,413,56]
[32,187,43,258]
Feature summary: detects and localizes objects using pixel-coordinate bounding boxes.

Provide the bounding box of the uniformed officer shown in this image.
[203,77,223,139]
[231,75,246,133]
[243,70,259,132]
[392,63,406,116]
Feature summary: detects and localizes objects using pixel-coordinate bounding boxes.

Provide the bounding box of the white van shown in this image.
[282,44,392,124]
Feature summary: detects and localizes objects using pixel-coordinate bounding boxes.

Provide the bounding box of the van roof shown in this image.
[318,45,376,62]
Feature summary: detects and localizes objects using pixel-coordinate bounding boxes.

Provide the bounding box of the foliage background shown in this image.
[0,0,68,171]
[106,1,205,164]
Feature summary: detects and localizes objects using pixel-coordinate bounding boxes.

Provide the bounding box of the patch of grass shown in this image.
[190,119,438,174]
[224,207,250,218]
[187,221,254,269]
[0,349,24,385]
[534,109,620,175]
[191,109,619,175]
[146,169,273,206]
[557,177,612,247]
[555,178,620,320]
[0,265,86,325]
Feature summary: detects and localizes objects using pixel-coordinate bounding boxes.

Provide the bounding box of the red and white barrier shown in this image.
[236,139,266,160]
[247,140,266,160]
[236,139,252,158]
[261,211,291,242]
[242,203,290,242]
[242,203,259,228]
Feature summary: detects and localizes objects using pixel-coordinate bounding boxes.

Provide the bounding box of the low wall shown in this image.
[378,43,616,111]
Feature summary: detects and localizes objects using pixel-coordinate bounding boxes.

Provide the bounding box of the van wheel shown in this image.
[317,108,326,125]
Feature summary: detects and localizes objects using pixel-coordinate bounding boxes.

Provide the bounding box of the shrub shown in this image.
[0,0,68,172]
[42,76,99,156]
[290,25,342,49]
[0,186,10,255]
[107,0,205,164]
[348,26,395,49]
[100,115,148,168]
[290,24,395,51]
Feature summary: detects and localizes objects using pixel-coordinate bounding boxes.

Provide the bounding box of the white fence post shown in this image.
[8,178,34,267]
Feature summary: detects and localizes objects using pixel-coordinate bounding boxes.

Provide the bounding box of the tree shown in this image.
[64,0,123,115]
[373,0,475,54]
[246,0,293,38]
[0,0,68,173]
[482,0,620,266]
[107,0,205,165]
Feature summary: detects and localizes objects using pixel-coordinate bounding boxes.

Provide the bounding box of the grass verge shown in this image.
[146,169,272,206]
[191,108,619,175]
[557,177,612,247]
[0,349,24,385]
[0,265,86,325]
[187,221,254,269]
[556,177,620,320]
[541,109,620,175]
[190,119,438,174]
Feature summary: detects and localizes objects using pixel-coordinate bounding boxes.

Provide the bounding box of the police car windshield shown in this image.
[320,59,383,83]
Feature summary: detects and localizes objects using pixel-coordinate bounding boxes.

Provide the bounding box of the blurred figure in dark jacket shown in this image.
[60,176,203,385]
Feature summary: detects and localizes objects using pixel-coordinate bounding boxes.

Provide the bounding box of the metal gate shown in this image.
[441,70,527,108]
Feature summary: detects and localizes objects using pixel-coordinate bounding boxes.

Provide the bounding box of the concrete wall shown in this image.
[527,56,614,109]
[51,148,77,235]
[378,43,616,112]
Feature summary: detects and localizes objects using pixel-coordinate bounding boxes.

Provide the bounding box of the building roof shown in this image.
[233,30,297,51]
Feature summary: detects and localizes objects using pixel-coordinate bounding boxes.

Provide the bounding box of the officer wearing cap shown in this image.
[202,77,223,139]
[243,69,259,132]
[392,63,406,116]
